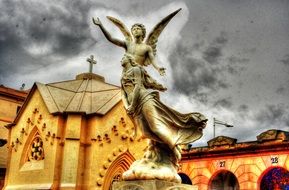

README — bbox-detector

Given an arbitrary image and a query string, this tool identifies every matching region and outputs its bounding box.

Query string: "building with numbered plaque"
[178,130,289,190]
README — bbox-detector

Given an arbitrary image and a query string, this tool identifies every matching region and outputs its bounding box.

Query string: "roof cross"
[86,55,97,73]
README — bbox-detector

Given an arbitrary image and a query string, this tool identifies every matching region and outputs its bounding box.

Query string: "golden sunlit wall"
[4,89,147,190]
[180,147,289,190]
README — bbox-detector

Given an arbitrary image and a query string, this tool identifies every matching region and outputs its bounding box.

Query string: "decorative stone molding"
[207,136,237,147]
[257,129,289,142]
[101,150,135,189]
[95,117,137,146]
[112,180,196,190]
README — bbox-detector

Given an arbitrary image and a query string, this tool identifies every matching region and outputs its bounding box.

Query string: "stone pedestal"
[112,180,198,190]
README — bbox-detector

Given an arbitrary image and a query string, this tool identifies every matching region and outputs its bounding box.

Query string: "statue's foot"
[122,159,181,183]
[122,141,182,183]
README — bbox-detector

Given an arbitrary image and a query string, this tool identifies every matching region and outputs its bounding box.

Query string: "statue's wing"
[106,16,132,42]
[145,8,182,56]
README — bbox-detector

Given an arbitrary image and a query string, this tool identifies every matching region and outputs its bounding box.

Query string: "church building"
[3,73,146,190]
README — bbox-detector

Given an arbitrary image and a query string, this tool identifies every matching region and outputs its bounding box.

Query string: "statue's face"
[132,26,143,38]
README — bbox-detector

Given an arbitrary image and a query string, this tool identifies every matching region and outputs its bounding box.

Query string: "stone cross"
[86,55,97,73]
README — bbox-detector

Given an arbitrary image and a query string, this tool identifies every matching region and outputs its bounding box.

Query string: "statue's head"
[131,23,146,40]
[122,53,137,67]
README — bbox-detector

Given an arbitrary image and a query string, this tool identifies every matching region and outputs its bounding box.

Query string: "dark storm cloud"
[238,104,249,113]
[0,31,41,81]
[169,42,229,103]
[276,86,286,95]
[0,0,97,82]
[242,47,257,54]
[202,31,228,64]
[202,46,222,64]
[255,104,289,127]
[169,31,234,103]
[286,118,289,127]
[227,56,250,65]
[213,98,232,109]
[192,40,205,51]
[226,55,250,75]
[279,54,289,66]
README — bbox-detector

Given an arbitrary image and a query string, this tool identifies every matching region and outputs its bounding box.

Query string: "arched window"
[178,173,192,185]
[109,172,122,190]
[19,127,45,171]
[259,167,289,190]
[209,170,239,190]
[103,151,135,190]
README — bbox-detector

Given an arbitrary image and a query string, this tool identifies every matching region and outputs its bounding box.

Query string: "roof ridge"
[90,88,120,93]
[46,83,61,112]
[46,85,78,93]
[76,79,90,111]
[64,79,87,111]
[95,90,121,113]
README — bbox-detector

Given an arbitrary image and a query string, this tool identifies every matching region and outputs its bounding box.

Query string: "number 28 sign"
[271,156,278,164]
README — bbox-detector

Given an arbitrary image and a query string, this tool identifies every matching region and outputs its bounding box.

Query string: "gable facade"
[4,75,147,190]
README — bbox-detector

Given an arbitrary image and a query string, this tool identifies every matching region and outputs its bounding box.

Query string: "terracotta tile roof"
[0,85,28,101]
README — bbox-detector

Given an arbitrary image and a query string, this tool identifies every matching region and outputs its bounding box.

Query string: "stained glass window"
[260,167,289,190]
[28,136,44,161]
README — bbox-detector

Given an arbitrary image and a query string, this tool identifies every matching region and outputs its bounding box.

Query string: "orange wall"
[179,151,289,190]
[0,88,27,190]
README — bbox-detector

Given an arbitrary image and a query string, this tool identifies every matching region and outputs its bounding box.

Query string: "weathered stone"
[112,180,197,190]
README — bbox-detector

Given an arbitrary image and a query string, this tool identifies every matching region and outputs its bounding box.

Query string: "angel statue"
[119,53,207,183]
[92,8,182,76]
[93,9,207,184]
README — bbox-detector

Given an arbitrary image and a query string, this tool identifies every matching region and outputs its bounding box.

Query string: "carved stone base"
[122,141,181,183]
[112,180,197,190]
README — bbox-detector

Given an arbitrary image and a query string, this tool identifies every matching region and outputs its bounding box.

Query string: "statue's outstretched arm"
[147,46,166,76]
[92,17,126,48]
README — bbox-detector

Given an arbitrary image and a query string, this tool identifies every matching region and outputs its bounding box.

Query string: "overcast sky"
[1,0,288,146]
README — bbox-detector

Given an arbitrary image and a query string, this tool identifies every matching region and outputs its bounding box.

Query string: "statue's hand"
[92,17,102,26]
[158,67,166,76]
